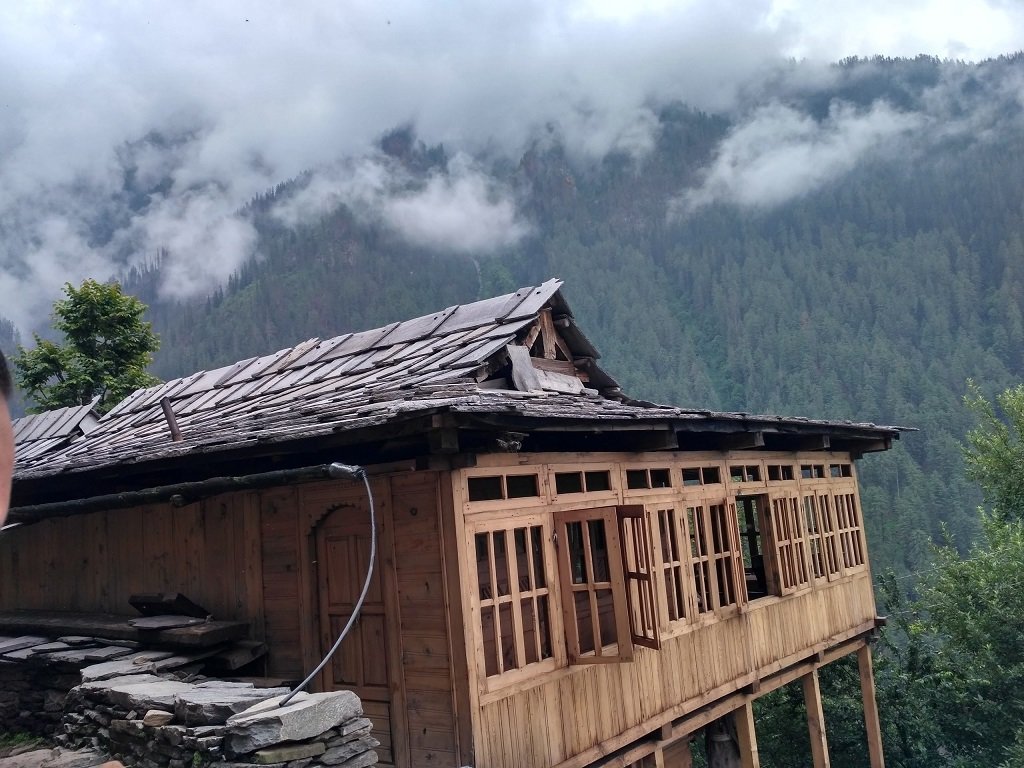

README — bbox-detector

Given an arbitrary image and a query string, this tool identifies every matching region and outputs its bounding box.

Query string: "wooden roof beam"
[795,434,830,451]
[428,414,460,455]
[849,437,892,459]
[717,431,765,450]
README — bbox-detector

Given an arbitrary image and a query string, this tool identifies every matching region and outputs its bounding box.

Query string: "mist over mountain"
[92,54,1022,577]
[1,47,1021,577]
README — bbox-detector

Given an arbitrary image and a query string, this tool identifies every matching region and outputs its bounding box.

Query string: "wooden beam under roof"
[717,432,766,450]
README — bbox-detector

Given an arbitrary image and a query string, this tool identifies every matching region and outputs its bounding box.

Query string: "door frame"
[298,478,410,768]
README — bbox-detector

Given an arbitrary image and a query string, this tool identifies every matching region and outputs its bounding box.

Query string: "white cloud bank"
[273,154,530,255]
[0,0,1020,333]
[673,101,924,214]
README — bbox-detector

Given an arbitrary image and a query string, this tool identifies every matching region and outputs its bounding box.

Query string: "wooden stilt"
[733,702,760,768]
[639,747,666,767]
[706,717,740,768]
[857,644,886,768]
[802,670,831,768]
[663,738,693,768]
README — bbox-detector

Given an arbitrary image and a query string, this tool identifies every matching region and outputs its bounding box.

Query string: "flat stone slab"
[80,650,177,681]
[225,691,362,754]
[175,686,291,726]
[78,673,166,691]
[252,742,325,763]
[324,751,377,768]
[78,675,195,710]
[56,636,100,646]
[82,646,135,663]
[130,615,206,630]
[0,747,108,768]
[0,636,49,655]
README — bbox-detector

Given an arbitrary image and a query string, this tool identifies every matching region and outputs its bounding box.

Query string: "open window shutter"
[726,500,749,607]
[554,507,634,664]
[617,505,661,650]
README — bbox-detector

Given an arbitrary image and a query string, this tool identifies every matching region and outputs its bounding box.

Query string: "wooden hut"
[4,279,900,767]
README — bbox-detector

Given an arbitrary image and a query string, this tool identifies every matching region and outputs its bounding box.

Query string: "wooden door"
[316,507,396,766]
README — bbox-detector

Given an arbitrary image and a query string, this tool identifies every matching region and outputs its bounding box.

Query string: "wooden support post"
[733,702,760,768]
[663,738,693,768]
[802,670,831,768]
[639,748,666,767]
[858,645,886,768]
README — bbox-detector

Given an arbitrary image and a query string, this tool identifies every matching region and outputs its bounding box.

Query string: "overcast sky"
[1,0,1021,335]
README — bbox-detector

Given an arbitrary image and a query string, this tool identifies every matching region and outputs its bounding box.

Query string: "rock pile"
[0,634,379,768]
[62,678,378,768]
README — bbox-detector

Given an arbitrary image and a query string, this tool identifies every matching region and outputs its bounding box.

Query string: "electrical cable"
[279,463,375,707]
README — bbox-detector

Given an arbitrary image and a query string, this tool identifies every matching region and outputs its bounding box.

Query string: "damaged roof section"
[12,402,100,464]
[12,278,906,487]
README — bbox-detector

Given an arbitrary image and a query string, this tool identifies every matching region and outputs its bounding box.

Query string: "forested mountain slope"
[128,55,1024,577]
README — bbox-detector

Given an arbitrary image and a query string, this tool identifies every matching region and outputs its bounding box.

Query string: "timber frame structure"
[4,279,902,767]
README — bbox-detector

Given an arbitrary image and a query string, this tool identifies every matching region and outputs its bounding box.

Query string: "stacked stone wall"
[0,635,378,768]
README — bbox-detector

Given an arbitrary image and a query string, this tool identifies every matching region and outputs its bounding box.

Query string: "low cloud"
[671,101,923,215]
[0,1,1020,336]
[274,154,530,255]
[120,190,259,300]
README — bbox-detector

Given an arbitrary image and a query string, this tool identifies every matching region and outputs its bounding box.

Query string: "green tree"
[15,280,160,414]
[866,384,1024,768]
[963,381,1024,521]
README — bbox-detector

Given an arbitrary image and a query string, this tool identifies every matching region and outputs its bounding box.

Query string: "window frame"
[681,496,747,617]
[767,492,813,594]
[468,513,563,692]
[553,506,635,664]
[653,504,698,631]
[832,486,868,572]
[617,505,661,650]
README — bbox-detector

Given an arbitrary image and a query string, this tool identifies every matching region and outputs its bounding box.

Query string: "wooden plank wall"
[0,471,458,768]
[0,493,264,630]
[746,576,877,671]
[390,472,459,767]
[473,575,875,768]
[259,486,303,676]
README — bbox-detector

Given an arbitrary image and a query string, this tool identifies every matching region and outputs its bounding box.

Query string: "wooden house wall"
[0,493,264,626]
[246,472,461,767]
[468,576,876,768]
[390,472,463,767]
[0,470,462,768]
[452,452,879,768]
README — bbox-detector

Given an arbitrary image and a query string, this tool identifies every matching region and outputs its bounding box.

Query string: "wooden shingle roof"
[13,278,904,484]
[12,402,99,464]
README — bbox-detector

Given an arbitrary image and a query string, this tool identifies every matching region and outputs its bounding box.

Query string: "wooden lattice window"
[625,468,672,490]
[803,495,826,579]
[769,495,811,593]
[686,504,714,614]
[467,473,541,502]
[657,507,690,623]
[767,464,795,481]
[618,506,660,649]
[681,465,723,487]
[554,469,613,495]
[730,465,762,483]
[710,503,745,608]
[686,501,745,613]
[475,524,554,677]
[554,507,635,663]
[834,491,866,569]
[816,491,843,577]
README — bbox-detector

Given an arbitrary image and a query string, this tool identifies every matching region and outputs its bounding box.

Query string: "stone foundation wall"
[0,635,379,768]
